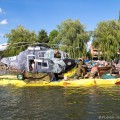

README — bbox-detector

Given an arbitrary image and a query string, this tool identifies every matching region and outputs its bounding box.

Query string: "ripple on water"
[0,85,120,120]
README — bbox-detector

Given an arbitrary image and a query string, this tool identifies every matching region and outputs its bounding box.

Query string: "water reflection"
[0,85,120,120]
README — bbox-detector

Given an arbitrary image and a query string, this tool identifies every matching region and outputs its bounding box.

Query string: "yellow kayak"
[0,75,120,87]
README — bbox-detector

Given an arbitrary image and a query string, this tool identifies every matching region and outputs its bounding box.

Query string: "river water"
[0,85,120,120]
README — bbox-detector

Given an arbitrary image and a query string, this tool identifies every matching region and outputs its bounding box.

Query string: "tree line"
[1,19,120,61]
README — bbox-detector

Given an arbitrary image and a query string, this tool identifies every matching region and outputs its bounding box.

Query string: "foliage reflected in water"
[0,85,120,120]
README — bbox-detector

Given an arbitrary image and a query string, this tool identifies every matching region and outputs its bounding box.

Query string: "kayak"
[0,75,120,87]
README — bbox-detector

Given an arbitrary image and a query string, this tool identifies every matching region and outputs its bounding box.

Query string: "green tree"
[55,19,90,59]
[37,29,49,43]
[49,29,58,44]
[4,25,37,56]
[93,20,120,61]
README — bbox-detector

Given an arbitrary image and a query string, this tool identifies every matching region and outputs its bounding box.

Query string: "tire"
[17,74,24,80]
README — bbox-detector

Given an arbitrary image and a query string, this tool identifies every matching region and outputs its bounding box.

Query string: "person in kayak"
[91,64,99,78]
[84,63,99,78]
[76,57,86,79]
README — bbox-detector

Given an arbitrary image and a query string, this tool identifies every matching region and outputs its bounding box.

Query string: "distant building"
[90,45,102,60]
[90,45,120,60]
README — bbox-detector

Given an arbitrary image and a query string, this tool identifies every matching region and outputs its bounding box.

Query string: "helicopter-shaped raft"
[0,45,76,81]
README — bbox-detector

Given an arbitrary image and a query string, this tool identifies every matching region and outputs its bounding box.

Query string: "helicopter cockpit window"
[38,51,50,58]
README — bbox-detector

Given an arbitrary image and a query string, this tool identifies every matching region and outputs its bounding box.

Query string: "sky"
[0,0,120,45]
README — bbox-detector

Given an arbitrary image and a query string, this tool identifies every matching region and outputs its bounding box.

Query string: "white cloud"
[0,33,4,37]
[0,19,8,25]
[0,8,2,13]
[0,8,6,14]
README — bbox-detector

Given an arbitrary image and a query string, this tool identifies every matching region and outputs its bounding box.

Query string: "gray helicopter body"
[1,46,76,76]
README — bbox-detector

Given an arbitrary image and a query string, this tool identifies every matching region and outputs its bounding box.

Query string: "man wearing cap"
[54,48,61,58]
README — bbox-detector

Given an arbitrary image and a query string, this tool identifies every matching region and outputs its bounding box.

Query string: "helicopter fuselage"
[1,46,76,80]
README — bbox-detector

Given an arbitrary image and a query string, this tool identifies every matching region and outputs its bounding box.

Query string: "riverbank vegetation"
[93,20,120,61]
[1,19,120,61]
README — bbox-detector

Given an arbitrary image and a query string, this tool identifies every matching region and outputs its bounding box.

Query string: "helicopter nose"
[63,59,76,72]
